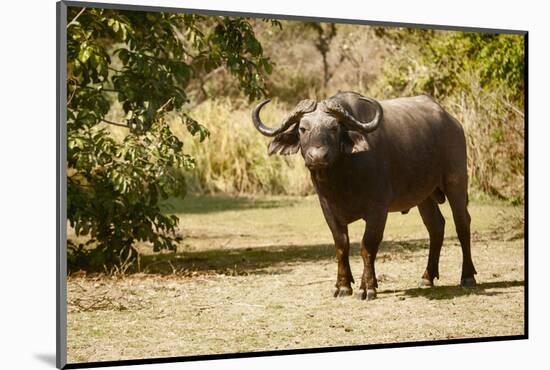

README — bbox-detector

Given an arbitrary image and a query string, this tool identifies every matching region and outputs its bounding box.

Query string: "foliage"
[373,28,524,102]
[66,7,275,270]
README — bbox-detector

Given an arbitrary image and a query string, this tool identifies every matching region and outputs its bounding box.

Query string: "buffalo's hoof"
[333,287,353,297]
[418,278,434,289]
[356,289,376,301]
[460,276,477,288]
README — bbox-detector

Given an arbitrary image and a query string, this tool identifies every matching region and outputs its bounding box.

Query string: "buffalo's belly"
[388,182,441,212]
[333,203,365,224]
[386,155,444,212]
[318,194,368,225]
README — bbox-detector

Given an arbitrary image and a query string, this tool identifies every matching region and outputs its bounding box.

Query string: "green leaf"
[78,45,92,63]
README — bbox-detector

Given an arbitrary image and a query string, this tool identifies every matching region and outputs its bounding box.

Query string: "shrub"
[66,8,277,270]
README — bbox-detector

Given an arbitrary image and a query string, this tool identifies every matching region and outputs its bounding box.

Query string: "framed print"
[57,1,527,368]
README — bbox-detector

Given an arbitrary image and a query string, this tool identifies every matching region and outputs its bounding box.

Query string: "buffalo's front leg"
[319,200,354,297]
[331,225,354,297]
[358,212,388,300]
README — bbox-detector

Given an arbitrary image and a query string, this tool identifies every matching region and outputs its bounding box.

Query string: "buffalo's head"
[252,96,383,170]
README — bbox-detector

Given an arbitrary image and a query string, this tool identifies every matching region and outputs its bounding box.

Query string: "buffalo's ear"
[341,130,369,153]
[267,124,300,155]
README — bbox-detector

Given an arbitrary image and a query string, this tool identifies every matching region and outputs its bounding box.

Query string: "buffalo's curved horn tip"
[252,99,282,137]
[253,98,317,137]
[352,97,383,134]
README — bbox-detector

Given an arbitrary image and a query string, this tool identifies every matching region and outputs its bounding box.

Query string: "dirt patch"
[67,197,524,363]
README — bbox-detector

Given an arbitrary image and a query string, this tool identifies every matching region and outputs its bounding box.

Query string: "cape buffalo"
[251,91,477,300]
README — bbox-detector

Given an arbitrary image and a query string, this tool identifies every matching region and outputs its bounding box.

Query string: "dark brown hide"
[252,91,477,300]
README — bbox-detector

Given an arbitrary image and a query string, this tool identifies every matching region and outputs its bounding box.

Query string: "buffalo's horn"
[252,99,317,137]
[322,97,383,134]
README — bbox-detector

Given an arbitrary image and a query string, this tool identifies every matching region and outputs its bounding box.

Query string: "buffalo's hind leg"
[357,211,388,301]
[445,177,477,287]
[418,198,445,288]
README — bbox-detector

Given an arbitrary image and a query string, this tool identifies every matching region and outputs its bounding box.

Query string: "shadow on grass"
[380,280,525,300]
[136,242,524,301]
[139,237,439,275]
[160,194,300,214]
[141,243,335,275]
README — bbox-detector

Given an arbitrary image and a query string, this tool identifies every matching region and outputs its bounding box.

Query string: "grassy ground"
[67,195,524,363]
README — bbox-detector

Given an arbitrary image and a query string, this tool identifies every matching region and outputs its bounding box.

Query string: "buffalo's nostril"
[307,147,329,164]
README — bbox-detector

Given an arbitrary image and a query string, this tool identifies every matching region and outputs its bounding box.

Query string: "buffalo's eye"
[299,127,307,134]
[329,126,338,132]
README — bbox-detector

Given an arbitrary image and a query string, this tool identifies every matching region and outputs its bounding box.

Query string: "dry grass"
[67,196,524,363]
[170,99,313,195]
[446,83,525,202]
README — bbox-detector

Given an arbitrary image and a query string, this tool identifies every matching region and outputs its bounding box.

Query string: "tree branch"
[156,97,175,113]
[102,118,129,128]
[67,7,86,29]
[67,81,78,106]
[202,66,224,81]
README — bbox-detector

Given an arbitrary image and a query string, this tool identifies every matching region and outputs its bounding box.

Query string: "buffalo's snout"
[306,146,331,168]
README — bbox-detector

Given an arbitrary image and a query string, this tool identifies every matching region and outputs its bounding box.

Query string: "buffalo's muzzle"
[306,147,330,168]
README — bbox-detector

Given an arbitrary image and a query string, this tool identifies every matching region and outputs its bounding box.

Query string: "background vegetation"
[179,23,524,201]
[67,8,525,270]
